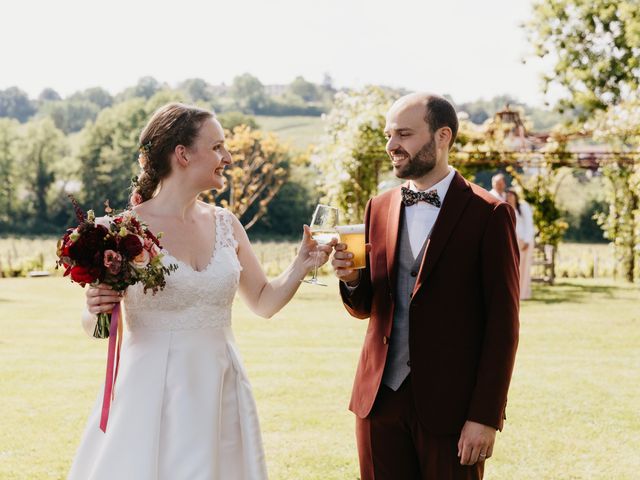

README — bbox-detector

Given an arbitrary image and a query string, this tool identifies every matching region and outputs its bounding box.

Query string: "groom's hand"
[332,243,370,285]
[457,420,496,465]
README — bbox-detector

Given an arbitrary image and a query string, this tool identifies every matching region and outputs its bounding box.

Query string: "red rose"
[70,265,99,284]
[68,224,108,266]
[120,234,143,258]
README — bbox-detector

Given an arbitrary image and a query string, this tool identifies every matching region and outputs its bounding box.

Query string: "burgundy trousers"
[356,378,484,480]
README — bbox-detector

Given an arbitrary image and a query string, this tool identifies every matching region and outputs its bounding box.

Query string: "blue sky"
[2,0,555,106]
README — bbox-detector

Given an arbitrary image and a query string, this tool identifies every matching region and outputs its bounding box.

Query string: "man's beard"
[392,137,437,180]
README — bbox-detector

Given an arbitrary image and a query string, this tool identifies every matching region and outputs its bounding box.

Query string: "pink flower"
[132,249,150,268]
[149,244,160,259]
[131,192,143,206]
[144,237,160,259]
[104,250,123,275]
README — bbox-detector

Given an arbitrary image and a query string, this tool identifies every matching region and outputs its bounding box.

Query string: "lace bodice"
[123,207,242,331]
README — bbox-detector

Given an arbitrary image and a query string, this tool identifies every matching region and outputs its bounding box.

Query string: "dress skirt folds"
[68,208,268,480]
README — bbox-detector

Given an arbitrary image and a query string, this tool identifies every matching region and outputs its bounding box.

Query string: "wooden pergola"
[449,107,640,284]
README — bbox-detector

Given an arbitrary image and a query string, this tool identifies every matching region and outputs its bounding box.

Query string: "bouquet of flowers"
[56,197,177,338]
[57,197,177,432]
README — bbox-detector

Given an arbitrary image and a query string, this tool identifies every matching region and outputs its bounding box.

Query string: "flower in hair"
[131,192,143,206]
[139,141,152,154]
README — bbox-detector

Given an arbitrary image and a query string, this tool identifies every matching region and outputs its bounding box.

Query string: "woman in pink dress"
[506,189,534,300]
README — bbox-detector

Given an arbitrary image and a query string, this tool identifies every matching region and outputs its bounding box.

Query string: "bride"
[68,103,334,480]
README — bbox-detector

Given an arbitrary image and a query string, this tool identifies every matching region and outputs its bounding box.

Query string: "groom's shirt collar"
[407,166,456,208]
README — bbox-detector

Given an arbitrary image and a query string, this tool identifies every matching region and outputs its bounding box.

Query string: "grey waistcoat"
[381,211,429,391]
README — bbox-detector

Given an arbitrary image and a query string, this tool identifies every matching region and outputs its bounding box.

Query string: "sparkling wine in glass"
[304,204,339,286]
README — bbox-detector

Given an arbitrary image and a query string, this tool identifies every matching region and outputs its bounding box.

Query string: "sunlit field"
[0,237,618,280]
[1,276,638,479]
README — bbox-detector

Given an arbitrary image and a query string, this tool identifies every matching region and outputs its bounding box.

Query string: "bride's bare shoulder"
[197,200,217,212]
[131,203,152,216]
[130,203,161,227]
[198,201,236,221]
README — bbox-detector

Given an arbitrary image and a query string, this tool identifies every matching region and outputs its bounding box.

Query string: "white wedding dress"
[68,207,268,480]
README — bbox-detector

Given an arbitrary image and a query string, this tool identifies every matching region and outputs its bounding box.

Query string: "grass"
[255,115,324,151]
[0,238,322,278]
[1,276,639,479]
[0,238,620,280]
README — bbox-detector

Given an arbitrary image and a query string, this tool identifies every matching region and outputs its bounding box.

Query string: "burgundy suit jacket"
[340,171,520,434]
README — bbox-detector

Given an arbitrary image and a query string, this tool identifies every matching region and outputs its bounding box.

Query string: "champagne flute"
[303,204,339,286]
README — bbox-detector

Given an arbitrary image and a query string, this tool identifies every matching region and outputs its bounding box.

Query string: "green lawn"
[0,238,618,280]
[1,277,639,479]
[255,115,324,151]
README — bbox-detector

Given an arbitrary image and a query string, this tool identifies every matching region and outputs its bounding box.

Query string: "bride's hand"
[86,284,122,315]
[298,225,337,272]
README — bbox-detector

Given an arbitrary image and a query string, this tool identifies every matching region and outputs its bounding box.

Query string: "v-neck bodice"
[123,207,242,331]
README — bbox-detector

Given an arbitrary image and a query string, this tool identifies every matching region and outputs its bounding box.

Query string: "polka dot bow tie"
[401,186,442,208]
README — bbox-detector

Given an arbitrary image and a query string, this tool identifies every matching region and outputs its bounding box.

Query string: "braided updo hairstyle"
[131,103,213,205]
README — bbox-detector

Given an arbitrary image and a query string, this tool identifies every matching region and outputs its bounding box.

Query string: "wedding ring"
[479,453,486,457]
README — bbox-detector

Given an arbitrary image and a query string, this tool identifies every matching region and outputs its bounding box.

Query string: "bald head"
[389,93,458,148]
[492,173,506,193]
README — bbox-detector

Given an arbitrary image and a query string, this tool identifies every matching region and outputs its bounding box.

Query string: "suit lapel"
[385,184,405,288]
[413,172,472,295]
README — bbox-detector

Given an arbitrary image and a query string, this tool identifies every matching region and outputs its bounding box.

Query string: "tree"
[0,118,20,229]
[145,90,187,113]
[526,0,640,116]
[0,87,36,122]
[313,86,396,223]
[70,87,114,109]
[453,110,570,265]
[179,78,214,103]
[117,76,164,101]
[587,97,640,281]
[78,98,149,211]
[204,125,289,229]
[250,171,317,237]
[288,76,320,102]
[321,73,335,93]
[217,111,259,130]
[508,163,569,248]
[18,118,67,228]
[230,73,267,113]
[41,99,101,133]
[38,88,61,102]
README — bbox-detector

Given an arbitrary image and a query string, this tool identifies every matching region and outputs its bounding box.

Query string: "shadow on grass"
[529,280,623,304]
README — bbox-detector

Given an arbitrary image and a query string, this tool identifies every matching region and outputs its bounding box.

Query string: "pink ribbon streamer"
[99,303,122,433]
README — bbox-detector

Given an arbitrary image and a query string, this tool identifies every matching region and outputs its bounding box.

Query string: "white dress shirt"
[405,167,456,258]
[343,167,456,288]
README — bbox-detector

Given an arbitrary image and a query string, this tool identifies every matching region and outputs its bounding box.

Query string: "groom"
[331,93,519,479]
